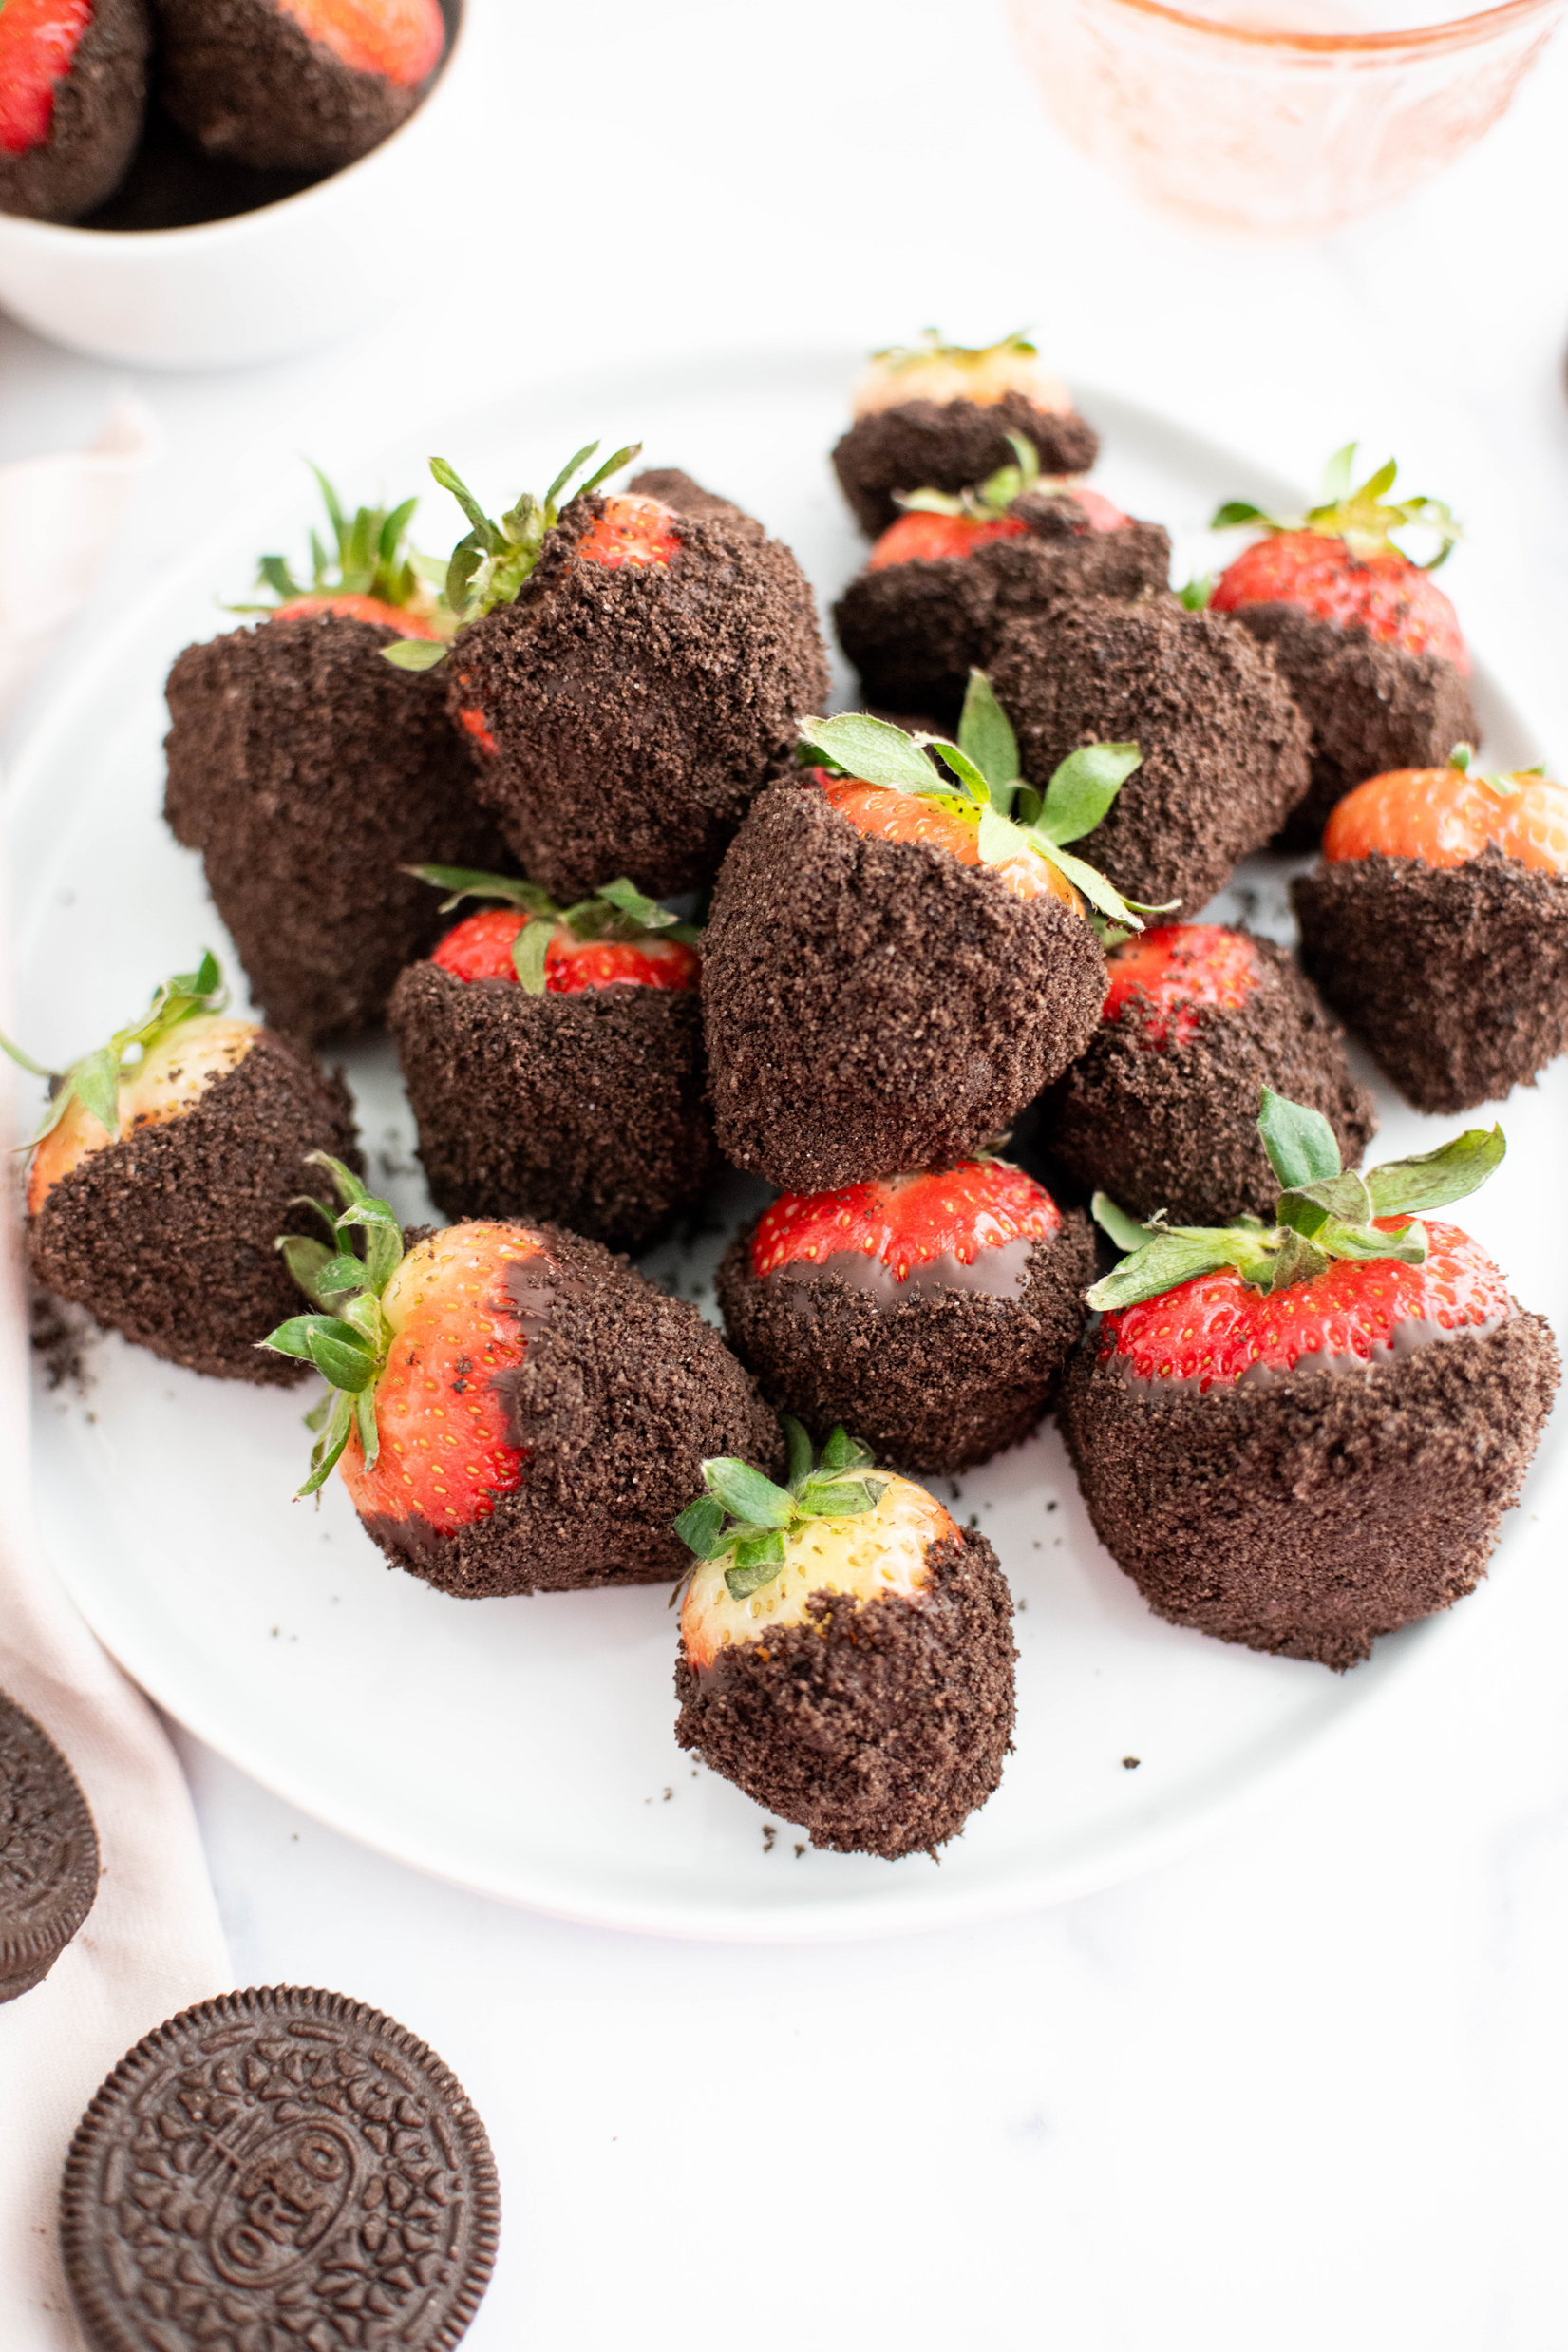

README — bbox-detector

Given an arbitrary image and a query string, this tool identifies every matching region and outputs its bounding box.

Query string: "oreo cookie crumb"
[158,0,444,173]
[832,393,1101,537]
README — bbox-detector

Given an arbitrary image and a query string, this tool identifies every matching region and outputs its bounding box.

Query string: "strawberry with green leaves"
[0,0,149,223]
[1042,922,1376,1226]
[387,445,829,903]
[6,954,358,1382]
[835,431,1171,723]
[672,1422,1015,1858]
[1294,745,1568,1114]
[717,1158,1093,1473]
[159,0,446,175]
[1208,445,1479,849]
[832,330,1101,539]
[388,865,718,1253]
[164,463,506,1045]
[703,670,1159,1192]
[1059,1087,1559,1668]
[264,1163,780,1597]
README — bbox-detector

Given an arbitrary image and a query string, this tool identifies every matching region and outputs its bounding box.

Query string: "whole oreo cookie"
[0,1689,99,2002]
[61,1984,500,2352]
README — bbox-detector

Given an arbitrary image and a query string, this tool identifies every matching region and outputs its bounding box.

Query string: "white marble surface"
[5,0,1568,2342]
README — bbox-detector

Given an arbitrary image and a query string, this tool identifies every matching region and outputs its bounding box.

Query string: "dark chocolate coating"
[446,485,829,903]
[358,1223,782,1596]
[388,959,718,1255]
[1059,1311,1560,1669]
[834,500,1173,723]
[1293,848,1568,1113]
[156,0,444,172]
[0,0,150,222]
[1043,934,1378,1223]
[701,779,1106,1191]
[26,1032,357,1384]
[990,597,1313,916]
[164,612,506,1045]
[675,1529,1016,1858]
[1230,602,1479,851]
[717,1211,1094,1473]
[832,391,1101,538]
[62,1985,499,2352]
[0,1692,99,2002]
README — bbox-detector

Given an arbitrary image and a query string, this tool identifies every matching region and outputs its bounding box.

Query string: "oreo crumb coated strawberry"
[1210,446,1476,849]
[266,1176,780,1596]
[1060,1091,1559,1667]
[990,595,1312,915]
[673,1427,1015,1856]
[717,1162,1093,1472]
[62,1985,498,2352]
[11,956,358,1383]
[164,471,504,1044]
[1044,925,1376,1224]
[157,0,446,173]
[389,866,715,1253]
[836,443,1171,723]
[0,0,150,222]
[702,692,1144,1191]
[832,331,1100,537]
[1293,751,1568,1111]
[402,444,828,902]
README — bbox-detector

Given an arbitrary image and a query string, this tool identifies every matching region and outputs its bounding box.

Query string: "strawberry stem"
[674,1421,887,1601]
[1211,444,1460,570]
[1,953,227,1154]
[260,1153,405,1497]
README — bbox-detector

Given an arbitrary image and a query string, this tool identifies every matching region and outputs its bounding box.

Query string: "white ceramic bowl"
[0,1,472,371]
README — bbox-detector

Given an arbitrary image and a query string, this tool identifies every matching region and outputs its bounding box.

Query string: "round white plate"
[7,349,1565,1941]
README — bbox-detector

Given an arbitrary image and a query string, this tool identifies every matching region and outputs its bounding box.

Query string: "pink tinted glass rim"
[1087,0,1561,54]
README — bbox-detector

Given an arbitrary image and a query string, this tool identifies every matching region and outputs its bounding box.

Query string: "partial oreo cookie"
[0,1690,99,2001]
[62,1984,500,2352]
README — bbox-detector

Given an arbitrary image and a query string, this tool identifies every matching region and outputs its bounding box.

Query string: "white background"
[5,1,1568,2343]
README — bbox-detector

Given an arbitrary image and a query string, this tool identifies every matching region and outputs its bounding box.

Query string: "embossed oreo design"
[61,1985,500,2352]
[0,1687,99,2001]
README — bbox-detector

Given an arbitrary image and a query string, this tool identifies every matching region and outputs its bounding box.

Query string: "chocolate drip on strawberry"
[264,1171,780,1597]
[163,466,504,1045]
[1043,924,1376,1224]
[834,430,1171,724]
[831,331,1100,538]
[395,445,828,903]
[717,1161,1093,1473]
[1293,747,1568,1112]
[1208,446,1478,849]
[989,593,1313,916]
[389,864,716,1253]
[157,0,447,174]
[703,680,1155,1192]
[672,1426,1015,1856]
[1059,1088,1559,1667]
[7,955,359,1382]
[0,0,150,222]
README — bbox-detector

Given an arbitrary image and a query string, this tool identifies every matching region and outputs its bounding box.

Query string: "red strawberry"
[752,1161,1061,1283]
[414,866,701,994]
[1101,922,1259,1050]
[867,511,1028,572]
[0,0,91,153]
[280,0,444,85]
[1321,749,1568,874]
[246,466,447,641]
[575,494,682,571]
[1209,448,1467,672]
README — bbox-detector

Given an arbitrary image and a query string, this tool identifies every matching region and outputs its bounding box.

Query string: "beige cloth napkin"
[0,395,158,735]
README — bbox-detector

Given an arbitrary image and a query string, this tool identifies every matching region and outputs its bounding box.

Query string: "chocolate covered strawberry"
[1209,446,1477,848]
[0,0,149,221]
[1293,746,1568,1112]
[264,1163,779,1595]
[1059,1088,1559,1667]
[389,865,717,1253]
[158,0,446,173]
[717,1158,1092,1472]
[835,431,1171,723]
[702,673,1156,1191]
[832,330,1101,538]
[390,445,828,902]
[673,1424,1015,1857]
[164,465,504,1044]
[1042,921,1376,1224]
[6,953,357,1380]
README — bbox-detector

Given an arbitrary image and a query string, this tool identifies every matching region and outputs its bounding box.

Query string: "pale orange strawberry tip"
[1323,758,1568,876]
[280,0,445,88]
[270,592,441,640]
